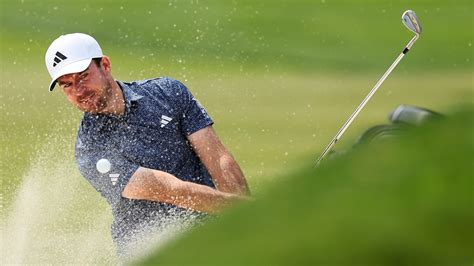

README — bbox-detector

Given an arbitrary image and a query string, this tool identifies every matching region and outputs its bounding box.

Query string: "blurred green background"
[0,0,472,264]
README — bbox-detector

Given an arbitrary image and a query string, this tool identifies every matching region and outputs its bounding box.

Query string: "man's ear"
[100,55,112,73]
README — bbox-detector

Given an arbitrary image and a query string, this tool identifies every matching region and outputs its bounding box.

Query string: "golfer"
[44,33,250,255]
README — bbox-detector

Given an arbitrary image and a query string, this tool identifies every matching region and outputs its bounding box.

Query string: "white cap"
[45,33,103,91]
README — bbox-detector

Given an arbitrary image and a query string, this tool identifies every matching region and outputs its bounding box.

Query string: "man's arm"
[187,126,250,196]
[122,167,247,214]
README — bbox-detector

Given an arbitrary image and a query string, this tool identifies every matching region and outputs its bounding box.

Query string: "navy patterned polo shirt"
[75,77,214,250]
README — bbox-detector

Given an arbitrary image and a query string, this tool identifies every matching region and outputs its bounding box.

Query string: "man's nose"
[70,78,87,94]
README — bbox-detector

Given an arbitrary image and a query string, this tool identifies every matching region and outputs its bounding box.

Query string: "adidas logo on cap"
[53,51,67,67]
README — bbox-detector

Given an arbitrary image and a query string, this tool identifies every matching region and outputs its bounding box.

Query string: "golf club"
[316,10,422,166]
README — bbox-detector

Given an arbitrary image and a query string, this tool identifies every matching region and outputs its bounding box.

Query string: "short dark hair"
[92,57,102,67]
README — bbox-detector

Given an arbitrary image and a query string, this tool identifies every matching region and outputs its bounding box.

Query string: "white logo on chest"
[160,115,173,128]
[96,158,119,186]
[109,174,120,186]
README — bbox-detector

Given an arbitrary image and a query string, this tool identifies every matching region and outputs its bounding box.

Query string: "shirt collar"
[116,80,143,107]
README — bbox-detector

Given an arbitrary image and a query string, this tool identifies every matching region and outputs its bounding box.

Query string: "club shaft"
[316,35,418,166]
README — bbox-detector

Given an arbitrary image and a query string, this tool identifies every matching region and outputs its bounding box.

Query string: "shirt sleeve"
[75,133,140,206]
[170,79,214,135]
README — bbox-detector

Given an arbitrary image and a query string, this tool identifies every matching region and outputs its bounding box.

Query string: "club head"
[389,105,442,126]
[402,10,422,35]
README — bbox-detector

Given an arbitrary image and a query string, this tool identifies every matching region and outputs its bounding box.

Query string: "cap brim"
[48,58,92,91]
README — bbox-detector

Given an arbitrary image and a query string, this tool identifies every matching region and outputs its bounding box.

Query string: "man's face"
[57,59,112,114]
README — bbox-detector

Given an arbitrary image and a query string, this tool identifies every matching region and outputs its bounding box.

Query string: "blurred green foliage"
[138,106,474,266]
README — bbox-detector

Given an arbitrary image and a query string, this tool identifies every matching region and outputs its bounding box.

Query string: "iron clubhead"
[389,105,441,126]
[402,10,422,35]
